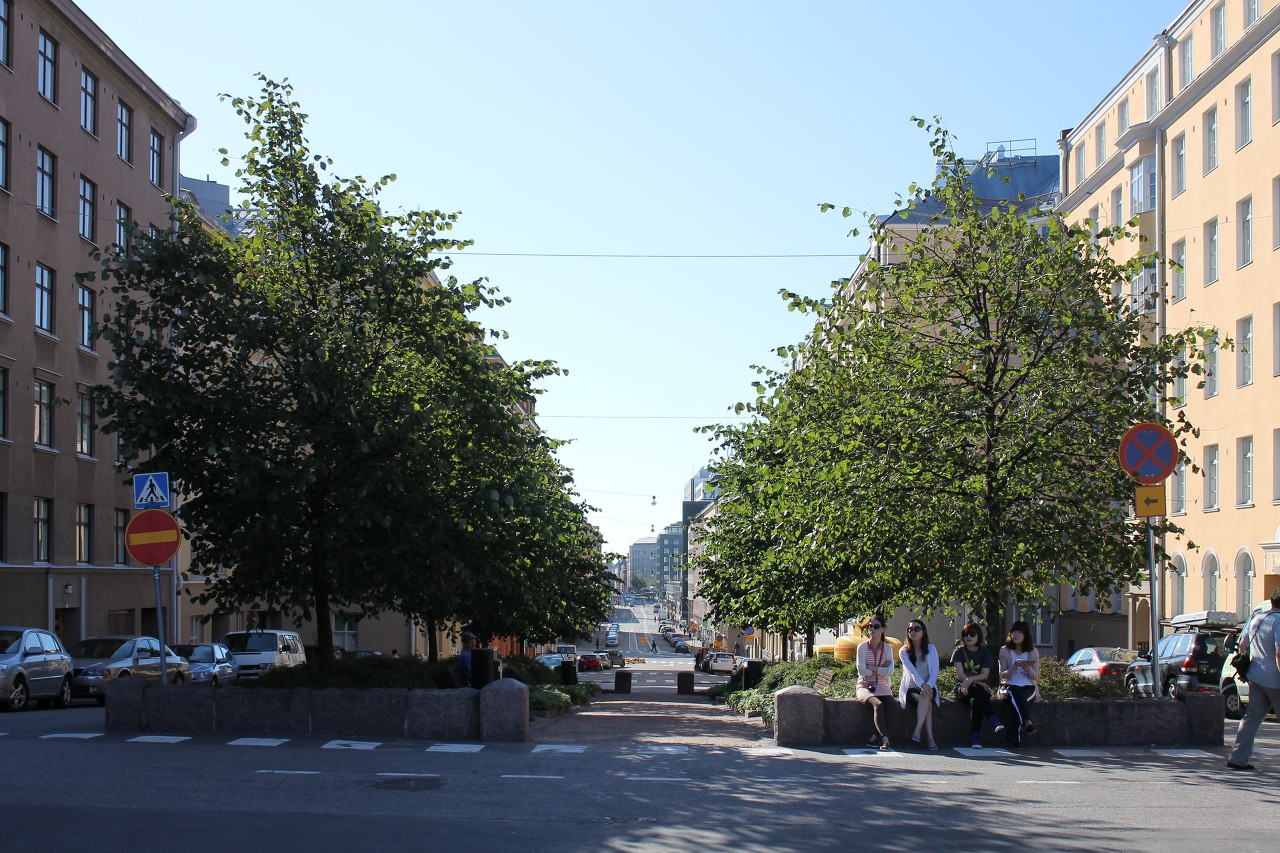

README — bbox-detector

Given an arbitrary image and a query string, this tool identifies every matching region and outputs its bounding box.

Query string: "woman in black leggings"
[950,622,1003,749]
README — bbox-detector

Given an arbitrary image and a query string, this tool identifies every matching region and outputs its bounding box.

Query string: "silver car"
[173,643,239,687]
[0,626,74,711]
[70,636,190,705]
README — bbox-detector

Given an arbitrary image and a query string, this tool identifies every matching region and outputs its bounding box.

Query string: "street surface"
[3,602,1276,852]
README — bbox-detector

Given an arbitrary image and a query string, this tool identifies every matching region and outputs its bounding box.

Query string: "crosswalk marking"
[378,772,439,778]
[256,769,318,775]
[533,744,587,753]
[953,747,1014,757]
[636,744,688,754]
[229,737,288,747]
[322,740,380,750]
[426,743,484,753]
[502,774,564,779]
[128,735,190,744]
[1151,748,1213,758]
[1054,748,1112,758]
[628,776,691,781]
[742,746,792,757]
[41,732,103,739]
[840,748,897,757]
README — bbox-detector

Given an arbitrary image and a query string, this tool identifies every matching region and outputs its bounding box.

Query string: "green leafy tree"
[697,120,1212,640]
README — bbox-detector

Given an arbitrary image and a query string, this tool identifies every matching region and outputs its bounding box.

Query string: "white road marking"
[628,776,691,781]
[502,774,565,779]
[1150,748,1213,757]
[378,772,439,778]
[229,737,289,747]
[323,740,380,750]
[1019,780,1081,784]
[426,743,484,753]
[953,747,1014,757]
[1254,747,1280,755]
[533,744,587,753]
[256,769,318,775]
[742,747,793,757]
[41,733,103,739]
[637,745,689,754]
[1054,749,1112,758]
[128,735,190,744]
[840,748,897,757]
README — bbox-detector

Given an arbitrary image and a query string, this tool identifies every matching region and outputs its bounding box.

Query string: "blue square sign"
[133,472,171,509]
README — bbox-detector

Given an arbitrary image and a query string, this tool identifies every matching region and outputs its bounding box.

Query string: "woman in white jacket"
[898,619,940,750]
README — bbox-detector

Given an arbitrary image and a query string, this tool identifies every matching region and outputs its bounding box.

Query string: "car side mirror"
[1138,650,1151,661]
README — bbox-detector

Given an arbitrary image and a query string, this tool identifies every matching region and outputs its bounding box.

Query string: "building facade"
[1058,0,1280,644]
[0,0,194,646]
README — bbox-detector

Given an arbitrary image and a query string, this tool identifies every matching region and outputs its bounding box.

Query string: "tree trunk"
[804,625,815,659]
[426,619,440,663]
[983,600,1005,686]
[312,549,334,680]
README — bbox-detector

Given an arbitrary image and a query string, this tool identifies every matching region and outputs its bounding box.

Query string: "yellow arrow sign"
[1135,484,1165,518]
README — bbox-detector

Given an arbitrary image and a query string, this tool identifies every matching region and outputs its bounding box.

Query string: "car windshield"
[71,639,135,659]
[224,633,278,653]
[1099,648,1140,663]
[0,630,24,655]
[174,645,214,663]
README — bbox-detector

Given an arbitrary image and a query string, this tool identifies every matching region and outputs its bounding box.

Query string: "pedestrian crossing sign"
[133,472,171,509]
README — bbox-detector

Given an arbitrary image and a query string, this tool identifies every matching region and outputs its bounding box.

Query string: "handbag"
[1230,644,1251,680]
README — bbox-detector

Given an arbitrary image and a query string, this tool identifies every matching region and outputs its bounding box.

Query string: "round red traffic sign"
[1119,422,1178,485]
[125,509,182,566]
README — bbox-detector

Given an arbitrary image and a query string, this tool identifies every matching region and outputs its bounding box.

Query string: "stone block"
[824,698,866,745]
[676,671,695,694]
[406,688,479,741]
[774,686,824,746]
[479,679,528,742]
[309,689,409,739]
[1106,697,1183,745]
[1183,692,1225,745]
[1037,698,1106,746]
[144,683,216,734]
[103,677,145,732]
[213,687,311,735]
[614,670,632,693]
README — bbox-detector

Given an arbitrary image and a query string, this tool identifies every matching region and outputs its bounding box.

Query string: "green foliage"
[1035,657,1127,699]
[503,655,559,686]
[252,654,444,689]
[529,686,572,714]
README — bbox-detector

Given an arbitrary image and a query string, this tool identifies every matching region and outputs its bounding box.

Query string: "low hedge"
[252,654,564,690]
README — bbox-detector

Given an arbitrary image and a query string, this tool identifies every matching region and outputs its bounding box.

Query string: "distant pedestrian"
[595,636,601,651]
[855,618,895,750]
[1227,588,1280,771]
[390,649,400,659]
[899,619,939,750]
[951,622,1001,749]
[998,620,1040,749]
[454,631,476,687]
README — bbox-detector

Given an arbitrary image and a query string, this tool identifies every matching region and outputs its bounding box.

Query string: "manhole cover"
[373,777,442,791]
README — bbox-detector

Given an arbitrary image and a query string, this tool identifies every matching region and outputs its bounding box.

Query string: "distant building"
[628,537,660,587]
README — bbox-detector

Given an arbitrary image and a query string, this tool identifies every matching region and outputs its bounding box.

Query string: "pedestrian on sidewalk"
[998,620,1040,749]
[855,618,896,750]
[899,619,940,750]
[1227,587,1280,771]
[952,622,1001,749]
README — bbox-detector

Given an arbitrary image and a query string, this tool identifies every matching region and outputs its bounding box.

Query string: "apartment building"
[1058,0,1280,646]
[0,0,194,644]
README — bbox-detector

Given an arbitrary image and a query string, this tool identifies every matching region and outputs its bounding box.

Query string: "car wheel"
[53,676,73,709]
[1126,677,1140,697]
[1223,684,1243,719]
[4,677,29,712]
[172,672,185,685]
[1164,679,1180,700]
[211,675,220,688]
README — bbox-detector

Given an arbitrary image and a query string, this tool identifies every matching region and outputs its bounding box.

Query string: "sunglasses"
[961,631,978,638]
[908,626,924,633]
[867,623,883,630]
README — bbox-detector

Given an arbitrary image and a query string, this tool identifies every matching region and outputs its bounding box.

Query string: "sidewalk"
[529,690,774,748]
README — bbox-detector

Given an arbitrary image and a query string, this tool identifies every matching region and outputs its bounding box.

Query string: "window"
[1238,436,1254,505]
[149,130,163,187]
[334,613,359,652]
[1205,334,1219,397]
[1238,196,1253,267]
[1275,177,1280,250]
[75,504,91,563]
[1237,77,1252,148]
[1204,219,1219,284]
[1180,34,1194,90]
[37,30,57,103]
[1130,156,1157,214]
[1204,445,1219,509]
[76,390,93,455]
[0,0,9,68]
[0,116,8,191]
[117,102,133,163]
[1204,107,1218,172]
[33,498,51,563]
[1171,459,1187,513]
[1275,302,1280,377]
[1172,239,1187,301]
[1212,2,1227,60]
[1146,68,1161,119]
[80,69,98,135]
[36,147,56,218]
[1238,553,1255,619]
[0,240,7,315]
[1130,264,1157,314]
[1274,429,1280,503]
[1096,121,1107,169]
[116,202,132,250]
[114,509,128,564]
[1237,315,1253,386]
[1205,554,1220,610]
[1246,0,1260,28]
[35,263,54,332]
[1118,98,1130,133]
[78,284,94,347]
[0,366,7,439]
[1173,346,1187,405]
[1111,186,1123,226]
[1172,134,1186,195]
[1074,144,1085,186]
[1087,205,1100,240]
[78,177,96,243]
[33,379,53,446]
[1170,557,1187,615]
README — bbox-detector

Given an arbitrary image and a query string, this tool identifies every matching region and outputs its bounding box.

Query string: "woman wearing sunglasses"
[951,622,1003,749]
[855,618,896,750]
[998,620,1040,749]
[898,620,939,750]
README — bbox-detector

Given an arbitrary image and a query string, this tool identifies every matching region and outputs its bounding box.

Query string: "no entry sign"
[125,509,182,566]
[1119,422,1178,485]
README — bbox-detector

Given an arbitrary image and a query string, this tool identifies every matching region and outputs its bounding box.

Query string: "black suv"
[1124,611,1238,700]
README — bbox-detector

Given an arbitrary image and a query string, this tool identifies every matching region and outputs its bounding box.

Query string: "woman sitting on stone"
[855,617,896,751]
[898,619,940,750]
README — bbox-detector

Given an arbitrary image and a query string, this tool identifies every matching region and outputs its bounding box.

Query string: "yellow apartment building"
[1058,0,1280,646]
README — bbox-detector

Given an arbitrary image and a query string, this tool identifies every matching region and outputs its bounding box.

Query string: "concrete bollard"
[615,670,632,693]
[774,686,825,746]
[677,671,695,694]
[480,678,529,741]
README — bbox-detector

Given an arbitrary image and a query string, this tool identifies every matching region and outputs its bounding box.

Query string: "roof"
[879,152,1060,225]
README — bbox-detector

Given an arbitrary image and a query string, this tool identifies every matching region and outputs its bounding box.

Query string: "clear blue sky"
[77,0,1190,554]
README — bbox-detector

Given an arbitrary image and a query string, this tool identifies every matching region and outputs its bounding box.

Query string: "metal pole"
[1147,518,1159,697]
[153,563,168,686]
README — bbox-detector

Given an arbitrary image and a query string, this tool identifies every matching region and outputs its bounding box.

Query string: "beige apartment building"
[1059,0,1280,646]
[0,0,194,645]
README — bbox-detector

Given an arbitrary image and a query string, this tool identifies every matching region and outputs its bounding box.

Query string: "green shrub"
[253,654,443,689]
[1035,656,1127,699]
[561,683,601,704]
[503,656,559,686]
[530,686,572,714]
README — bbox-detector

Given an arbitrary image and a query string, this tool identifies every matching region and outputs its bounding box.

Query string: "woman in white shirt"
[998,620,1040,749]
[855,618,896,750]
[898,619,940,750]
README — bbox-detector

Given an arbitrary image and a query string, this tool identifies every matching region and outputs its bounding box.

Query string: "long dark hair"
[1005,620,1034,653]
[906,619,931,665]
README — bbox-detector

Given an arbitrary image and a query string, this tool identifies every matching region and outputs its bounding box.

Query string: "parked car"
[706,652,736,674]
[555,643,579,664]
[173,643,239,687]
[594,650,613,669]
[1064,646,1140,685]
[1220,600,1275,719]
[604,649,626,668]
[1125,611,1236,700]
[674,640,689,653]
[71,636,190,705]
[577,652,602,672]
[0,626,73,711]
[222,629,306,680]
[535,653,564,669]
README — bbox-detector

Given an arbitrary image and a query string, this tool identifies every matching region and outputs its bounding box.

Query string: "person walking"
[1227,588,1280,771]
[951,622,1002,749]
[898,619,940,750]
[998,620,1040,749]
[855,618,896,750]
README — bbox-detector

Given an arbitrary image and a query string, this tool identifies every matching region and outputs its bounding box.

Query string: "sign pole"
[153,562,169,687]
[1147,517,1159,694]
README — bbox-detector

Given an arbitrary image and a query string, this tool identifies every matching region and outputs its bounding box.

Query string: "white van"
[554,643,578,664]
[222,629,307,679]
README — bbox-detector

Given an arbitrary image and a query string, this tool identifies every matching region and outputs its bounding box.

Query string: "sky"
[75,0,1191,555]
